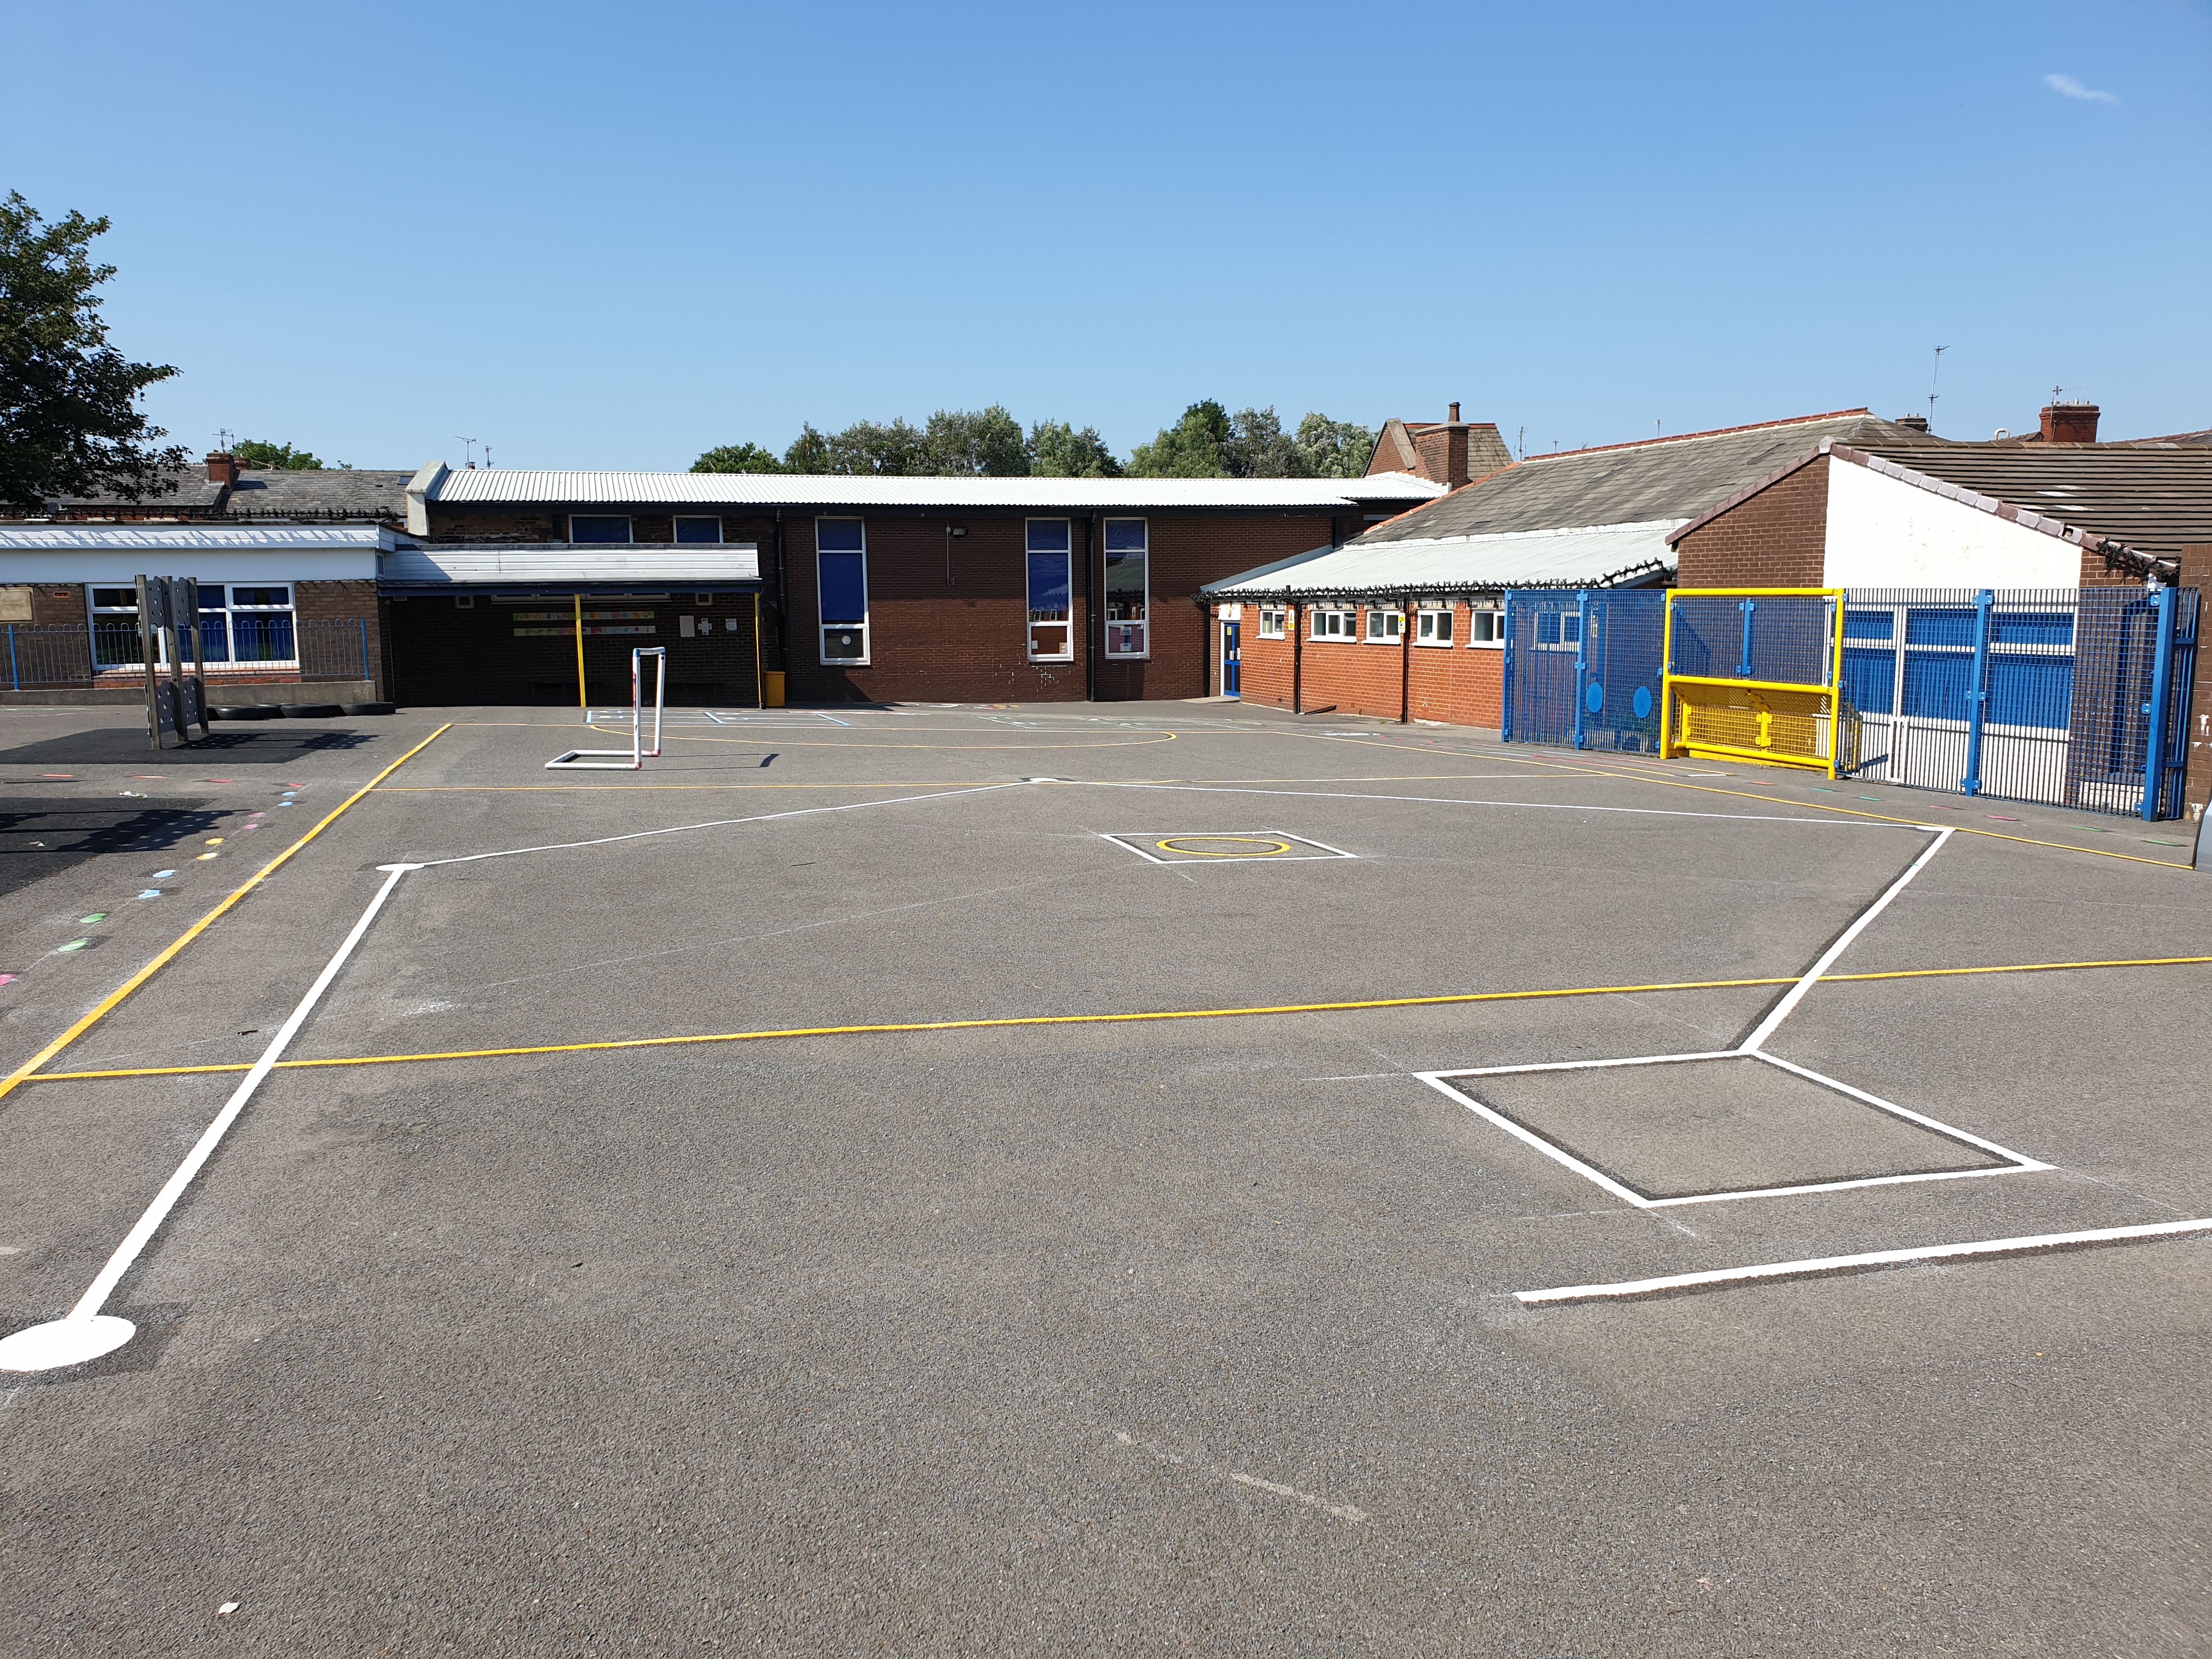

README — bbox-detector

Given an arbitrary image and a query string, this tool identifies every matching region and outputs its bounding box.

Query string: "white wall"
[0,549,374,583]
[1823,460,2080,588]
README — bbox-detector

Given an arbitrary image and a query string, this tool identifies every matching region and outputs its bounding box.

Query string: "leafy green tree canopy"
[1127,400,1234,478]
[776,406,1032,476]
[0,191,185,512]
[1295,413,1378,479]
[235,438,341,470]
[1028,420,1122,478]
[691,442,784,474]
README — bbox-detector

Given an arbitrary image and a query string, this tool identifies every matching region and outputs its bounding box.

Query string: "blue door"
[1222,620,1241,697]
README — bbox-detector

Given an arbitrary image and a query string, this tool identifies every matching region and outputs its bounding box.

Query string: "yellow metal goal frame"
[1658,587,1847,777]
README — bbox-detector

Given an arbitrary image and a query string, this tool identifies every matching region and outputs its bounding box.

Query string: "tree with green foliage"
[691,442,784,474]
[1127,400,1234,477]
[1028,420,1121,478]
[923,405,1028,476]
[1295,413,1378,478]
[1224,407,1305,478]
[0,191,187,512]
[235,438,342,470]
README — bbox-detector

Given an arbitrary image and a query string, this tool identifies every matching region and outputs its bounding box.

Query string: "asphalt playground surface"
[2,698,2208,1656]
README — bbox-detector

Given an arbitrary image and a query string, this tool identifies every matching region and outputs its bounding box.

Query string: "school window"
[1025,519,1073,661]
[673,517,723,545]
[200,584,297,664]
[1466,607,1504,647]
[1415,607,1454,646]
[1257,607,1287,639]
[569,515,633,544]
[1535,611,1582,647]
[1103,518,1148,656]
[816,518,869,664]
[1365,608,1404,642]
[87,583,298,668]
[1311,607,1354,639]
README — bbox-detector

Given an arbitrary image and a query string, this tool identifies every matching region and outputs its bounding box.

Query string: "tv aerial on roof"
[455,435,480,468]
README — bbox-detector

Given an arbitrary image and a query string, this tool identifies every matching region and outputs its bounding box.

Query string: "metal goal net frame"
[547,646,667,770]
[1659,588,1849,777]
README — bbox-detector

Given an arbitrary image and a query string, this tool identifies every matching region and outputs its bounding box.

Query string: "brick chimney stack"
[205,450,241,485]
[2040,402,2100,444]
[1412,403,1472,487]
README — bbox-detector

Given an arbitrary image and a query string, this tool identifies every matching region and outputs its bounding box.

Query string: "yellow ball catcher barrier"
[1659,588,1849,777]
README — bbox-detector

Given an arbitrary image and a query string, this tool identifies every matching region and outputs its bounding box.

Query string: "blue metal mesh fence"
[1841,586,2198,819]
[2,620,371,692]
[1502,590,1667,753]
[1665,591,1836,687]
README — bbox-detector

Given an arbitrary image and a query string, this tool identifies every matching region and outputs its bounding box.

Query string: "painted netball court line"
[5,742,2209,1370]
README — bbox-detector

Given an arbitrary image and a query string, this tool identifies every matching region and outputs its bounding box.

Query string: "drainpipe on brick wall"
[1291,602,1304,714]
[1400,594,1413,723]
[1084,514,1098,703]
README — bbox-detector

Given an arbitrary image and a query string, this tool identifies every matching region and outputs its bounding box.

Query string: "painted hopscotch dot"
[1100,830,1358,866]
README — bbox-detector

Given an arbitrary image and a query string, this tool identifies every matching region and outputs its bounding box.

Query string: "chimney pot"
[2040,403,2100,444]
[1895,414,1929,433]
[205,450,240,485]
[1448,402,1461,424]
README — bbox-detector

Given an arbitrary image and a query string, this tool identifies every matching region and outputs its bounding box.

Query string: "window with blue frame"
[1025,520,1073,661]
[816,518,868,664]
[674,517,723,545]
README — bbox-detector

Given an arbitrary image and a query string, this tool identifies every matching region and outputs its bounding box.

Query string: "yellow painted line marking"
[1302,731,2195,869]
[0,724,453,1106]
[26,954,2211,1084]
[1156,836,1293,857]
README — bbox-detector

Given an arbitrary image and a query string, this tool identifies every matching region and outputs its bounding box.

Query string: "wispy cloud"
[2044,72,2117,103]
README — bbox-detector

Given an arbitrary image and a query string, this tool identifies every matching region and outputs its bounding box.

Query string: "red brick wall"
[2180,546,2211,830]
[1222,601,1503,730]
[295,579,383,696]
[1672,455,1829,589]
[387,592,760,706]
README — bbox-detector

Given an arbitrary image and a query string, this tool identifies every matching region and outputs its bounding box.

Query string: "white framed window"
[87,583,298,669]
[816,517,869,664]
[1466,606,1504,647]
[1416,607,1453,646]
[1534,611,1583,650]
[569,515,633,544]
[673,516,723,545]
[1103,518,1148,657]
[1311,607,1354,640]
[1257,606,1287,639]
[1025,518,1073,661]
[1365,607,1404,642]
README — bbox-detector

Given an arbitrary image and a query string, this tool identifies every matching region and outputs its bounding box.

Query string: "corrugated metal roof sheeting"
[422,469,1444,510]
[1202,521,1684,597]
[381,545,761,585]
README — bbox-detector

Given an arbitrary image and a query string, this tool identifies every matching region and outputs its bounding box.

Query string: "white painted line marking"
[1739,827,1953,1053]
[1065,777,1925,831]
[1096,829,1356,865]
[1228,1471,1368,1522]
[0,863,424,1373]
[1515,1217,2212,1304]
[422,781,1034,868]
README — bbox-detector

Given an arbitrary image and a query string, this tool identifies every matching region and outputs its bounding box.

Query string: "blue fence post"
[6,625,16,692]
[1571,591,1590,749]
[358,618,369,682]
[1962,588,1994,797]
[2141,584,2176,821]
[1737,598,1756,677]
[1500,594,1515,742]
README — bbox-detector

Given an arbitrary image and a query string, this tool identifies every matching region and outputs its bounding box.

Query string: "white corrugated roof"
[382,544,760,585]
[1202,521,1684,597]
[0,524,395,550]
[418,467,1443,510]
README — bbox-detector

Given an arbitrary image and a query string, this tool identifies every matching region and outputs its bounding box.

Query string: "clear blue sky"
[5,1,2206,471]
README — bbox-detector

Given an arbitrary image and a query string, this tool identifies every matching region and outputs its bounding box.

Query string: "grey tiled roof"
[1855,443,2212,566]
[1354,411,1935,545]
[46,467,412,520]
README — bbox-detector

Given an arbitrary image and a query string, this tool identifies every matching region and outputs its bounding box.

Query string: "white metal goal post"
[547,647,667,770]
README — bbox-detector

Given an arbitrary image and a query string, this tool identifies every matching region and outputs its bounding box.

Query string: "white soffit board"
[382,545,762,584]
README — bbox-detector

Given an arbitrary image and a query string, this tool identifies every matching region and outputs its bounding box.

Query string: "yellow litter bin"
[763,670,786,709]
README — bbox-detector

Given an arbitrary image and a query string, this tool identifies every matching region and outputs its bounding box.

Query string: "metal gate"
[1501,589,1667,752]
[1841,585,2199,820]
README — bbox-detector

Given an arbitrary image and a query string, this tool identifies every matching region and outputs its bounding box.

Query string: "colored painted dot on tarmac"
[55,940,89,953]
[77,913,106,924]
